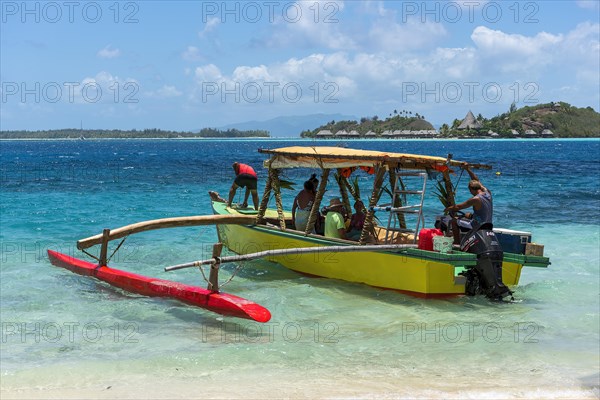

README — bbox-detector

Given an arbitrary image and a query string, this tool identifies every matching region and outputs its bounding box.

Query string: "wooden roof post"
[305,169,330,234]
[442,169,460,244]
[336,169,352,221]
[359,164,386,244]
[270,168,287,230]
[343,177,358,203]
[255,164,273,225]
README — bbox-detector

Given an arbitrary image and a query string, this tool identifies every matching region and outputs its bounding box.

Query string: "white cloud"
[194,64,224,83]
[188,21,599,113]
[470,23,599,83]
[148,85,182,98]
[97,45,121,59]
[199,17,219,38]
[471,26,562,57]
[182,46,203,62]
[576,0,599,10]
[259,1,357,50]
[366,18,446,53]
[257,1,447,54]
[76,71,139,104]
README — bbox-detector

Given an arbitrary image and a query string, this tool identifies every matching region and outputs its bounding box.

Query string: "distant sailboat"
[79,120,86,140]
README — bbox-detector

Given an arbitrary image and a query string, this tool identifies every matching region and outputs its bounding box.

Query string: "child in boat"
[346,200,366,241]
[292,174,318,231]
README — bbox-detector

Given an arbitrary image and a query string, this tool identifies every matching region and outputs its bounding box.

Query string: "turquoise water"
[1,139,598,398]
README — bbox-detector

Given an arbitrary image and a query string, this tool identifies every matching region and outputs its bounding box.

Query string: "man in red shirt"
[228,162,259,210]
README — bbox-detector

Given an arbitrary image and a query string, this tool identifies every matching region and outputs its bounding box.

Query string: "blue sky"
[1,0,599,131]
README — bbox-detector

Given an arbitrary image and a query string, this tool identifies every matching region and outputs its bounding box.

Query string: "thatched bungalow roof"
[511,129,519,135]
[335,130,348,136]
[316,130,333,137]
[457,111,483,130]
[541,129,554,136]
[524,129,537,136]
[364,131,377,136]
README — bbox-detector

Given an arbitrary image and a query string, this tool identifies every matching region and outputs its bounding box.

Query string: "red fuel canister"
[418,228,443,251]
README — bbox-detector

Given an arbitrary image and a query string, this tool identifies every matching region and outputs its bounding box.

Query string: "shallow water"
[1,139,598,398]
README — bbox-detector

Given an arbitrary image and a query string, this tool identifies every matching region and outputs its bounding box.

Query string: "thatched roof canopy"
[457,111,483,130]
[259,146,491,170]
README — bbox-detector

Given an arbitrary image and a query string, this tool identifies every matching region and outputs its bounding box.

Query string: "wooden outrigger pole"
[165,244,418,272]
[77,214,257,250]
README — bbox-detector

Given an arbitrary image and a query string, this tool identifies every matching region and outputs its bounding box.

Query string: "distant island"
[301,110,435,138]
[304,102,600,139]
[0,128,270,140]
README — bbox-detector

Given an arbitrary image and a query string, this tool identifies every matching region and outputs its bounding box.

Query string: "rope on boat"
[197,263,210,286]
[107,236,128,264]
[164,243,418,272]
[81,248,99,262]
[218,262,246,289]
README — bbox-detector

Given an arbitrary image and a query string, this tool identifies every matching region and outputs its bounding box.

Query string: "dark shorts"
[234,174,257,190]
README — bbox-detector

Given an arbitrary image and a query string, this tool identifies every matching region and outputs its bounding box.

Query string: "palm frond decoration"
[278,179,296,191]
[434,179,450,213]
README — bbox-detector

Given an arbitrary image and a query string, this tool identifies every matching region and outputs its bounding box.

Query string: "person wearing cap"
[228,162,259,210]
[324,197,347,239]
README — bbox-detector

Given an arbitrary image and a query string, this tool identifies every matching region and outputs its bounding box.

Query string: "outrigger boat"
[48,147,550,322]
[208,146,550,298]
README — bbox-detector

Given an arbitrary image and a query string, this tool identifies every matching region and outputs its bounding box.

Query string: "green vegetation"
[446,102,600,138]
[0,128,270,139]
[301,110,434,138]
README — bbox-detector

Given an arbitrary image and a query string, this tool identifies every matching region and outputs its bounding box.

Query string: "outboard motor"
[459,225,513,300]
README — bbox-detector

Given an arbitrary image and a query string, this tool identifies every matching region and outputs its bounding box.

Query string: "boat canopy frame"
[255,146,491,245]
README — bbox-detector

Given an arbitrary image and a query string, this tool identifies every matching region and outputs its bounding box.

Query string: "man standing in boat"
[444,164,493,231]
[228,162,259,210]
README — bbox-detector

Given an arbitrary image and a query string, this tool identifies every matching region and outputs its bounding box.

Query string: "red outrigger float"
[47,214,273,323]
[47,250,271,323]
[48,215,271,322]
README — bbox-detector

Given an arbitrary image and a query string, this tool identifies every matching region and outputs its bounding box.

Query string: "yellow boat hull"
[213,202,533,296]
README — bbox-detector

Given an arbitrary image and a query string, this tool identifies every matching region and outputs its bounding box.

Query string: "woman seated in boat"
[324,197,347,240]
[346,200,366,241]
[291,174,318,231]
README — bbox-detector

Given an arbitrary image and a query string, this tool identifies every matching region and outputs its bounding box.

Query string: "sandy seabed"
[2,367,598,400]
